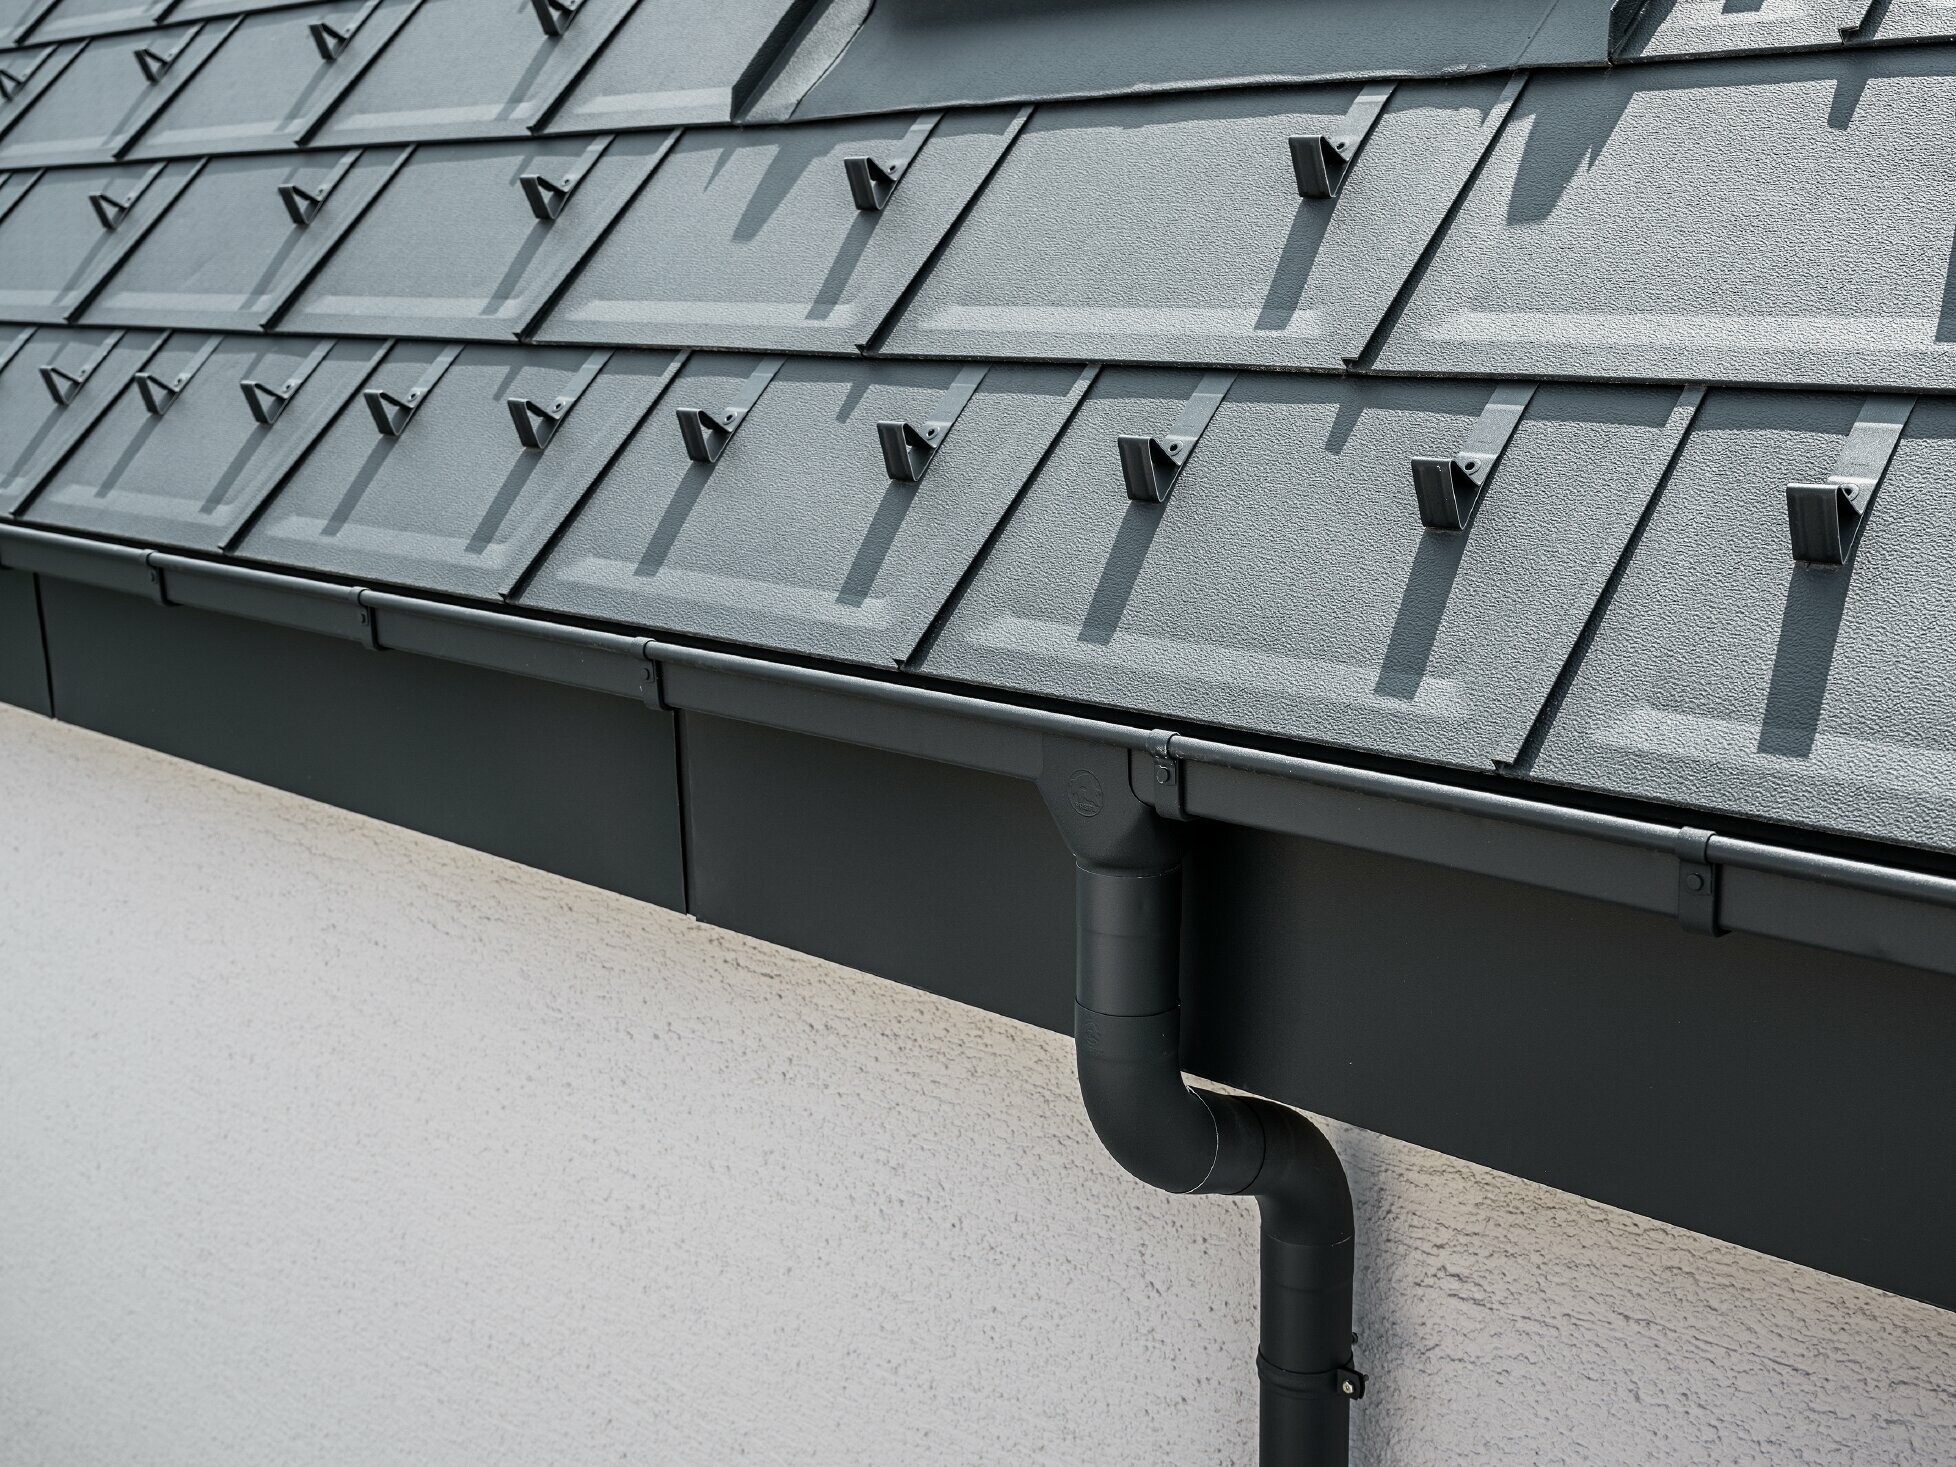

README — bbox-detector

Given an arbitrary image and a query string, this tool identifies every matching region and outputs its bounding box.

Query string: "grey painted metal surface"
[881,80,1516,369]
[0,158,198,319]
[921,371,1695,769]
[126,0,420,158]
[1525,389,1956,853]
[0,0,54,45]
[0,325,160,510]
[545,0,815,133]
[519,354,1090,666]
[1,0,1953,1320]
[82,148,406,329]
[1373,48,1956,390]
[25,0,164,45]
[275,133,670,340]
[1618,0,1947,57]
[39,575,688,906]
[0,20,231,166]
[0,564,48,712]
[305,0,636,146]
[236,342,679,598]
[786,0,1617,117]
[0,42,83,126]
[24,333,382,548]
[536,108,1026,353]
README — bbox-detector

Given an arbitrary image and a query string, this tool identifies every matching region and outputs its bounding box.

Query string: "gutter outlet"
[1041,739,1362,1466]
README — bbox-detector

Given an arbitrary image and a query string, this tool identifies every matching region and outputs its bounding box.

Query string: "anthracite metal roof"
[0,0,1948,857]
[4,0,1956,1319]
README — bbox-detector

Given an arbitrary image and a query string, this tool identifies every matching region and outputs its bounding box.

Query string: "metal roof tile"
[919,369,1695,770]
[0,324,163,511]
[535,107,1026,353]
[0,157,199,320]
[879,78,1517,370]
[1617,0,1956,58]
[1525,389,1956,851]
[0,21,231,165]
[274,131,670,340]
[1370,48,1956,390]
[234,341,680,598]
[544,0,815,133]
[517,353,1091,666]
[307,0,635,147]
[125,0,420,158]
[26,0,166,45]
[23,332,384,547]
[82,147,407,329]
[786,0,1617,117]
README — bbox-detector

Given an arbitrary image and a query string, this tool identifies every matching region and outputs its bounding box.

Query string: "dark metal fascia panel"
[7,519,1956,978]
[36,572,687,907]
[0,564,51,712]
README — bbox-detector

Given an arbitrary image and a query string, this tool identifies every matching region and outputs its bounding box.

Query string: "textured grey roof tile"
[275,132,670,340]
[166,0,333,22]
[879,78,1517,369]
[1,0,59,45]
[788,0,1614,117]
[1370,49,1956,390]
[0,324,163,512]
[0,158,200,320]
[27,0,164,45]
[0,42,84,128]
[126,0,420,158]
[83,147,406,329]
[919,369,1695,770]
[517,353,1090,666]
[236,341,679,598]
[24,333,384,547]
[535,107,1025,353]
[1524,390,1956,852]
[0,21,231,165]
[545,0,815,133]
[308,0,635,147]
[1617,0,1955,58]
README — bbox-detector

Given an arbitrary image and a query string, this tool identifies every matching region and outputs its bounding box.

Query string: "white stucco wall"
[1,704,1952,1467]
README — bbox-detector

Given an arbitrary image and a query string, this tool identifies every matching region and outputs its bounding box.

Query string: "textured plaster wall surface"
[1,704,1953,1466]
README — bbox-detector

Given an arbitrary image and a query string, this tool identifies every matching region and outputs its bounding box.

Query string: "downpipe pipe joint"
[1041,740,1360,1466]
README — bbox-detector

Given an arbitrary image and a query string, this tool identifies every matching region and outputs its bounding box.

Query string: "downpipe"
[1042,740,1361,1466]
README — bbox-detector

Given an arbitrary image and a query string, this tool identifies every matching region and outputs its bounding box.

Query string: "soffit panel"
[235,340,679,598]
[24,332,384,548]
[533,107,1023,353]
[1371,48,1956,390]
[517,353,1090,667]
[879,79,1514,369]
[920,369,1693,769]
